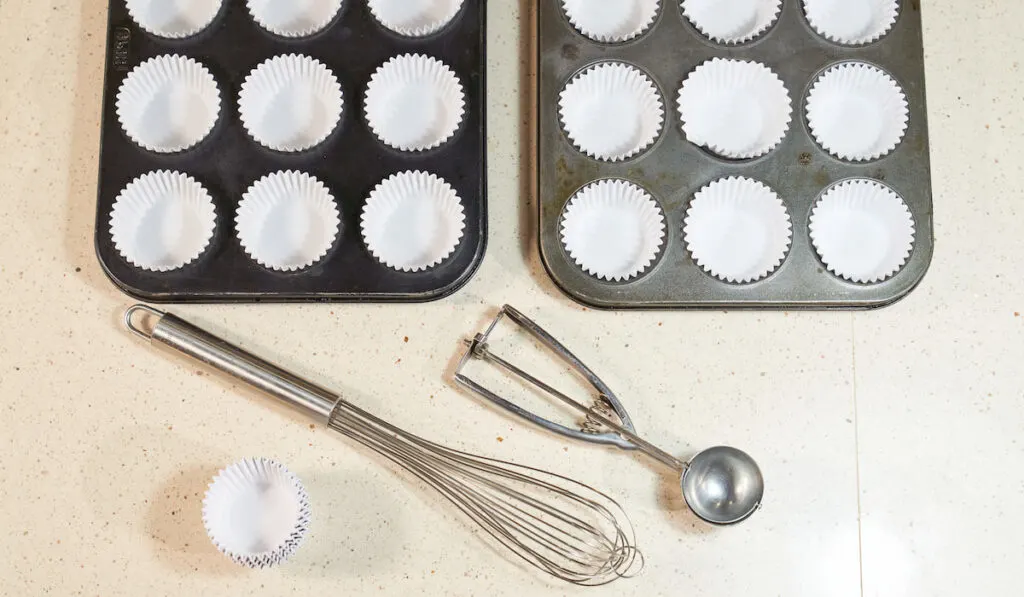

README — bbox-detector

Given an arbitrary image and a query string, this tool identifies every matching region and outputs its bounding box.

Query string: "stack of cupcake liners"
[539,0,932,308]
[96,0,485,302]
[203,458,311,569]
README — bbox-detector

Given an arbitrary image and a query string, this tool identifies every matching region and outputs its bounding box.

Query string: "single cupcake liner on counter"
[806,62,909,162]
[559,62,664,162]
[109,170,218,272]
[236,171,341,272]
[682,0,782,45]
[560,179,666,282]
[238,54,344,153]
[115,55,221,154]
[677,58,791,160]
[809,179,915,284]
[246,0,343,38]
[203,458,311,569]
[361,171,466,272]
[562,0,661,43]
[368,0,465,37]
[683,177,792,284]
[804,0,899,45]
[364,54,466,152]
[126,0,224,39]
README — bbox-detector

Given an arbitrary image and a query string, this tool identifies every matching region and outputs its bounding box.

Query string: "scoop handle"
[125,305,337,421]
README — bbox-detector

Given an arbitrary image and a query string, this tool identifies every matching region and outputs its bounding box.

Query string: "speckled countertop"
[1,1,1022,596]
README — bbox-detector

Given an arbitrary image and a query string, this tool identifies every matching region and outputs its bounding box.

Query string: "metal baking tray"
[535,0,932,309]
[95,0,487,303]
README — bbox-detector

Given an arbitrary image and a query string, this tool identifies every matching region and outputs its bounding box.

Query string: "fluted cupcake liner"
[126,0,223,39]
[562,0,661,43]
[116,55,221,154]
[368,0,465,37]
[203,458,311,569]
[806,61,909,162]
[560,179,666,282]
[364,54,466,152]
[677,58,791,159]
[559,62,665,162]
[109,170,217,272]
[682,0,781,45]
[809,179,915,284]
[804,0,899,45]
[684,177,792,284]
[246,0,343,38]
[238,54,344,153]
[361,171,466,272]
[235,170,341,271]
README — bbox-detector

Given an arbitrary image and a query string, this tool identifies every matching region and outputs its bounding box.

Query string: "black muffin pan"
[535,0,933,309]
[95,0,487,302]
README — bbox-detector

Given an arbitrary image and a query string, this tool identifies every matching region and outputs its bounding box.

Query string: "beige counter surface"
[1,1,1022,595]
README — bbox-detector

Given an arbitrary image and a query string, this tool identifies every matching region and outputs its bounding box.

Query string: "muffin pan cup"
[536,0,933,309]
[95,0,486,303]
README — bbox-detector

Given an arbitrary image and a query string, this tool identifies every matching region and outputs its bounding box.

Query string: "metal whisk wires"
[328,399,642,585]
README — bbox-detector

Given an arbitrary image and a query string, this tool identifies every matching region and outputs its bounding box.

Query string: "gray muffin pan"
[535,0,933,309]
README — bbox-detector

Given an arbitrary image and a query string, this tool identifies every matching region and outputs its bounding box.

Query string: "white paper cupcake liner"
[236,171,341,271]
[677,58,791,159]
[809,179,915,284]
[203,458,310,569]
[246,0,343,37]
[126,0,223,39]
[683,177,792,283]
[368,0,465,37]
[682,0,782,45]
[804,0,899,45]
[109,171,217,272]
[116,55,221,154]
[364,54,466,152]
[238,54,344,152]
[361,171,466,272]
[562,0,661,43]
[806,62,909,162]
[560,179,666,282]
[559,62,664,162]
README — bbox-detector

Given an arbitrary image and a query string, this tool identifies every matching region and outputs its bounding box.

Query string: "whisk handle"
[125,305,338,421]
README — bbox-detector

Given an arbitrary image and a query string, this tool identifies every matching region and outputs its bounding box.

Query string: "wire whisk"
[331,399,640,584]
[125,305,642,585]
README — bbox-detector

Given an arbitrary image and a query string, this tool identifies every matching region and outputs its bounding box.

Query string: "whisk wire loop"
[328,399,642,585]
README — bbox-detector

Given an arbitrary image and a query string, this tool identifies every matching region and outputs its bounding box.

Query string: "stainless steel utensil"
[124,305,641,585]
[454,305,764,526]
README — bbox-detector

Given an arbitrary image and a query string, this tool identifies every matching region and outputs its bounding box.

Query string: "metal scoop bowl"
[455,305,765,526]
[681,446,764,525]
